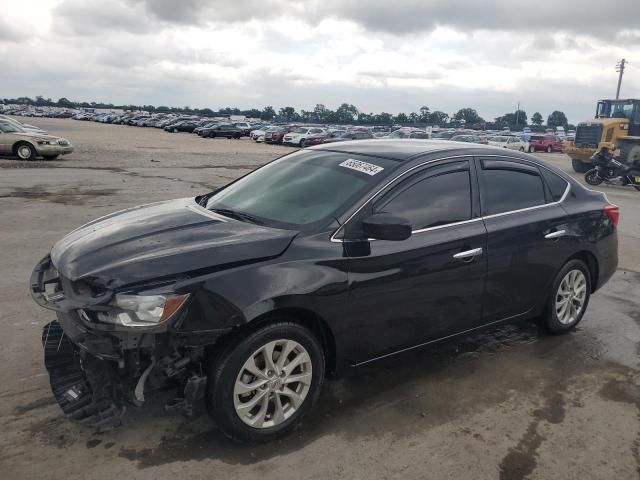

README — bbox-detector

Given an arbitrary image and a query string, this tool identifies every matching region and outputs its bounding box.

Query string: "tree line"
[2,96,572,130]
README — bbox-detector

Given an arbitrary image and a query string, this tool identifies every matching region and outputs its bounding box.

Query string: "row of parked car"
[4,108,565,153]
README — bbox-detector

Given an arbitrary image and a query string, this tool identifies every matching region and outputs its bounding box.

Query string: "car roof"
[308,139,534,162]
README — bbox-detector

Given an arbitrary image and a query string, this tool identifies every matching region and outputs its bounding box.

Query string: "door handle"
[453,248,483,260]
[544,230,566,240]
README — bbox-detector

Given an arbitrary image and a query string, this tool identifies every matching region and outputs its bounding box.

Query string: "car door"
[0,128,11,154]
[344,158,487,361]
[477,157,571,323]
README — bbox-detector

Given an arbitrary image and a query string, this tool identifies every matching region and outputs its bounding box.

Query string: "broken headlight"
[97,293,190,327]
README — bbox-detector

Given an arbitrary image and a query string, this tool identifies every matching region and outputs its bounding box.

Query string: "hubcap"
[17,146,32,159]
[555,269,587,325]
[233,339,312,429]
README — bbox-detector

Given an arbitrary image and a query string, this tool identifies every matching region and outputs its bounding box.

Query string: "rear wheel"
[14,142,36,160]
[208,322,324,443]
[540,259,591,334]
[572,158,590,173]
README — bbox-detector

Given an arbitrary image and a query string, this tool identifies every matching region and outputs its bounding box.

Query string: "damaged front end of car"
[31,254,227,431]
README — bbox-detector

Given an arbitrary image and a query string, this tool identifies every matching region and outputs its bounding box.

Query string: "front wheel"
[519,146,525,152]
[584,169,603,185]
[540,260,591,333]
[208,322,324,443]
[15,142,36,160]
[299,139,306,148]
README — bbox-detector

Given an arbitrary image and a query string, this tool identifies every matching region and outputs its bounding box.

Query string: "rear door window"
[479,159,546,215]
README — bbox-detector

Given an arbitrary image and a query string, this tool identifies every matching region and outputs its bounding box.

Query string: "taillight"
[604,203,619,226]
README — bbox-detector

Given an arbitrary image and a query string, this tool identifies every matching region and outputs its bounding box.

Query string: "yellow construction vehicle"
[564,99,640,172]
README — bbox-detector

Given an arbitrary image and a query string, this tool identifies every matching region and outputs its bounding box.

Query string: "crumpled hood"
[51,198,296,288]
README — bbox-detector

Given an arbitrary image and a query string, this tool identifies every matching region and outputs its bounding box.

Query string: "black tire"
[299,139,306,148]
[540,259,591,334]
[208,322,325,443]
[528,145,535,153]
[546,145,553,153]
[210,132,216,138]
[43,155,59,160]
[235,134,241,139]
[519,146,525,152]
[584,169,603,186]
[14,142,37,160]
[572,158,590,173]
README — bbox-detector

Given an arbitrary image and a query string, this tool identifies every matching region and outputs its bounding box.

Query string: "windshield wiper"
[209,208,263,225]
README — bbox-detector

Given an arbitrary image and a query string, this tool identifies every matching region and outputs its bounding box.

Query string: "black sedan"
[164,121,199,133]
[31,140,618,443]
[199,124,243,138]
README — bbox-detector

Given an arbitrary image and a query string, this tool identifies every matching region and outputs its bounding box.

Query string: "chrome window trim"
[411,217,483,234]
[330,153,571,243]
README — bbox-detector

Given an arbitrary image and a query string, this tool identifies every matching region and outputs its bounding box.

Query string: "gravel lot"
[1,118,639,480]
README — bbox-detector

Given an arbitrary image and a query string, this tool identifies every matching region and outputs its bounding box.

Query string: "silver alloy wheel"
[555,269,587,325]
[233,339,312,429]
[17,144,33,159]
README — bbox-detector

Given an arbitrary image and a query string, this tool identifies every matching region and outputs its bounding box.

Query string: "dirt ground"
[1,118,639,480]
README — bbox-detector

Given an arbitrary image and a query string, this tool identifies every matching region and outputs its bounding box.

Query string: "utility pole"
[515,101,520,127]
[615,58,626,99]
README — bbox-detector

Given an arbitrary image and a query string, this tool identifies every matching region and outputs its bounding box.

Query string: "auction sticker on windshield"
[339,159,384,176]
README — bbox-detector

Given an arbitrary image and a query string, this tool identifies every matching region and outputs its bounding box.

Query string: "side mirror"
[362,213,412,241]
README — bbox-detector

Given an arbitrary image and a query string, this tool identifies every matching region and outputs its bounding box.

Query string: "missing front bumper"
[42,321,126,431]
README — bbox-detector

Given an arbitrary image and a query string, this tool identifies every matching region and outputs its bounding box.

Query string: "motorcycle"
[584,148,640,191]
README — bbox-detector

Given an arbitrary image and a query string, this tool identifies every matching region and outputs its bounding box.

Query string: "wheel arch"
[12,140,37,155]
[566,250,599,293]
[215,307,338,377]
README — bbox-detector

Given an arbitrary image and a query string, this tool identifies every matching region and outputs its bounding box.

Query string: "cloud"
[2,0,640,124]
[52,0,153,35]
[0,17,30,43]
[97,0,640,40]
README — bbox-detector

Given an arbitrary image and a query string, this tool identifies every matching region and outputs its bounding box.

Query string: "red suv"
[528,135,564,153]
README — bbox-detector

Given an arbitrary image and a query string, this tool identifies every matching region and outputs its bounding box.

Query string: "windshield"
[291,127,308,134]
[205,150,397,229]
[597,100,636,120]
[0,122,26,133]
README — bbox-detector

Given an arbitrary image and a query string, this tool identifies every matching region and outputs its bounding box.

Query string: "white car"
[282,127,327,147]
[250,127,268,141]
[487,135,528,151]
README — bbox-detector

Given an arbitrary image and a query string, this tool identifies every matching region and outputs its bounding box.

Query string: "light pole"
[615,59,626,99]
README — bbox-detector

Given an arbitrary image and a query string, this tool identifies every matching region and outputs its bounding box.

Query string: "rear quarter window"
[540,168,569,202]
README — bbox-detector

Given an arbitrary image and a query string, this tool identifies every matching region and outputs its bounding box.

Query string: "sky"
[1,0,640,123]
